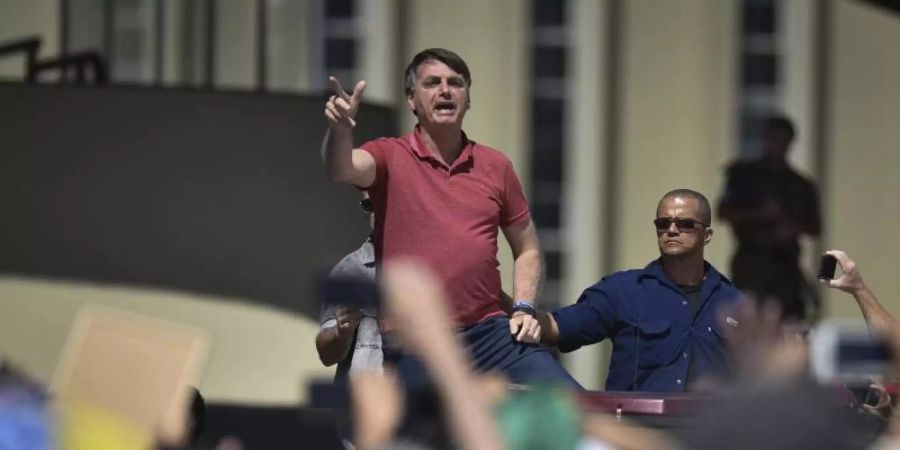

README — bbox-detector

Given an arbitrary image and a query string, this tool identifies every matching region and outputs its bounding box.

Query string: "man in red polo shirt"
[321,48,578,388]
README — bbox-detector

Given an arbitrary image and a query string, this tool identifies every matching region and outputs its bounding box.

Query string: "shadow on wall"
[0,83,396,320]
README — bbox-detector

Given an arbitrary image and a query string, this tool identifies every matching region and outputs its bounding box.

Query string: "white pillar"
[266,0,315,93]
[215,0,256,90]
[777,0,818,177]
[562,0,611,390]
[359,0,399,106]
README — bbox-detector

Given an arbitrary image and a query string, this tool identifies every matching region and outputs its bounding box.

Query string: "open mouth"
[435,102,456,113]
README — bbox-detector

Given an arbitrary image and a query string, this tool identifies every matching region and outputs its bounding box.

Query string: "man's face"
[763,127,791,161]
[406,60,469,127]
[655,196,712,258]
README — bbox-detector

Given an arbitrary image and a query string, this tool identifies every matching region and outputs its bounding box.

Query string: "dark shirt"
[678,283,703,384]
[719,160,820,253]
[552,260,743,392]
[718,160,821,319]
[679,283,703,318]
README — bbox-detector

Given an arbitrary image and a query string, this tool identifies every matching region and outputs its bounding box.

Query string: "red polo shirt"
[361,126,531,326]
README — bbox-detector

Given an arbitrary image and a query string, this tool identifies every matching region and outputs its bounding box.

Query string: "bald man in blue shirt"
[510,189,743,392]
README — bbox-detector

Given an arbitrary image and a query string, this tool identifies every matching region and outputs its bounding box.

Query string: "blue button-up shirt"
[552,259,742,392]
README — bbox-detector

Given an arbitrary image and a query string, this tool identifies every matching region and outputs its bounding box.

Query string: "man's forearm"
[315,327,354,366]
[853,287,896,334]
[321,127,356,182]
[512,248,542,303]
[537,311,560,346]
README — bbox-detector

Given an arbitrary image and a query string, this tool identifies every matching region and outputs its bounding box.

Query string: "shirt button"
[708,326,713,333]
[676,379,683,385]
[682,352,688,359]
[682,300,688,306]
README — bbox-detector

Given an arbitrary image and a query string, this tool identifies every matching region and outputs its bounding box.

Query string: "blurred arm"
[826,250,895,334]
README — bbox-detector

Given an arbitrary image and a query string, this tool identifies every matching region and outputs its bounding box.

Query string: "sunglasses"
[359,198,373,214]
[653,217,707,231]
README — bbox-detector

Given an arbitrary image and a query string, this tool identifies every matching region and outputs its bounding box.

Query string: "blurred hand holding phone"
[818,253,838,281]
[810,319,893,384]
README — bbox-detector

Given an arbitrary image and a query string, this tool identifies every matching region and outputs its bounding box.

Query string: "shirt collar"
[408,125,475,170]
[641,258,730,291]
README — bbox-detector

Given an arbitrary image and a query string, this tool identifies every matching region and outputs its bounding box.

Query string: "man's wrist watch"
[512,301,537,317]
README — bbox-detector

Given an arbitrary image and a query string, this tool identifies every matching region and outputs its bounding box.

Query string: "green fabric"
[495,387,582,450]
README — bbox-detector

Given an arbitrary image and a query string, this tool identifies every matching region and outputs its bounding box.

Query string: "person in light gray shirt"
[316,195,381,378]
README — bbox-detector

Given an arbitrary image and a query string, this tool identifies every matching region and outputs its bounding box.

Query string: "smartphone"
[810,320,893,383]
[818,254,838,280]
[318,275,380,310]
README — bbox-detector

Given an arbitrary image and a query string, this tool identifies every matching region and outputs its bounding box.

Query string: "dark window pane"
[532,149,563,183]
[532,0,566,25]
[742,4,775,34]
[531,98,564,150]
[533,46,566,77]
[531,203,561,229]
[325,0,355,18]
[325,38,355,70]
[544,250,561,280]
[741,53,776,86]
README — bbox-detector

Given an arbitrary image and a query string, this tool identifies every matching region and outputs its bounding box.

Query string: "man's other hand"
[823,249,866,294]
[334,307,363,338]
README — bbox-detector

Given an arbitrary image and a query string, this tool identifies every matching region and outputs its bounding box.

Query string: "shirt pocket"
[708,319,737,342]
[633,319,673,369]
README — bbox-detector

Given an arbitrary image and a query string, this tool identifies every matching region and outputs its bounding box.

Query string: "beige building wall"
[823,0,900,320]
[403,0,530,291]
[615,0,738,274]
[0,276,331,405]
[0,0,58,79]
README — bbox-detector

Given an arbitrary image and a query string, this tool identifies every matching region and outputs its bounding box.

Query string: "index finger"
[509,317,520,334]
[350,80,367,101]
[328,76,350,99]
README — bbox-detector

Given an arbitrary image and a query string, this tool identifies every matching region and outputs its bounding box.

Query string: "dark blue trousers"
[387,316,582,390]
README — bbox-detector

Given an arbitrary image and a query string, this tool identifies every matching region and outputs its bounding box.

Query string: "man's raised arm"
[825,249,895,334]
[321,76,376,188]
